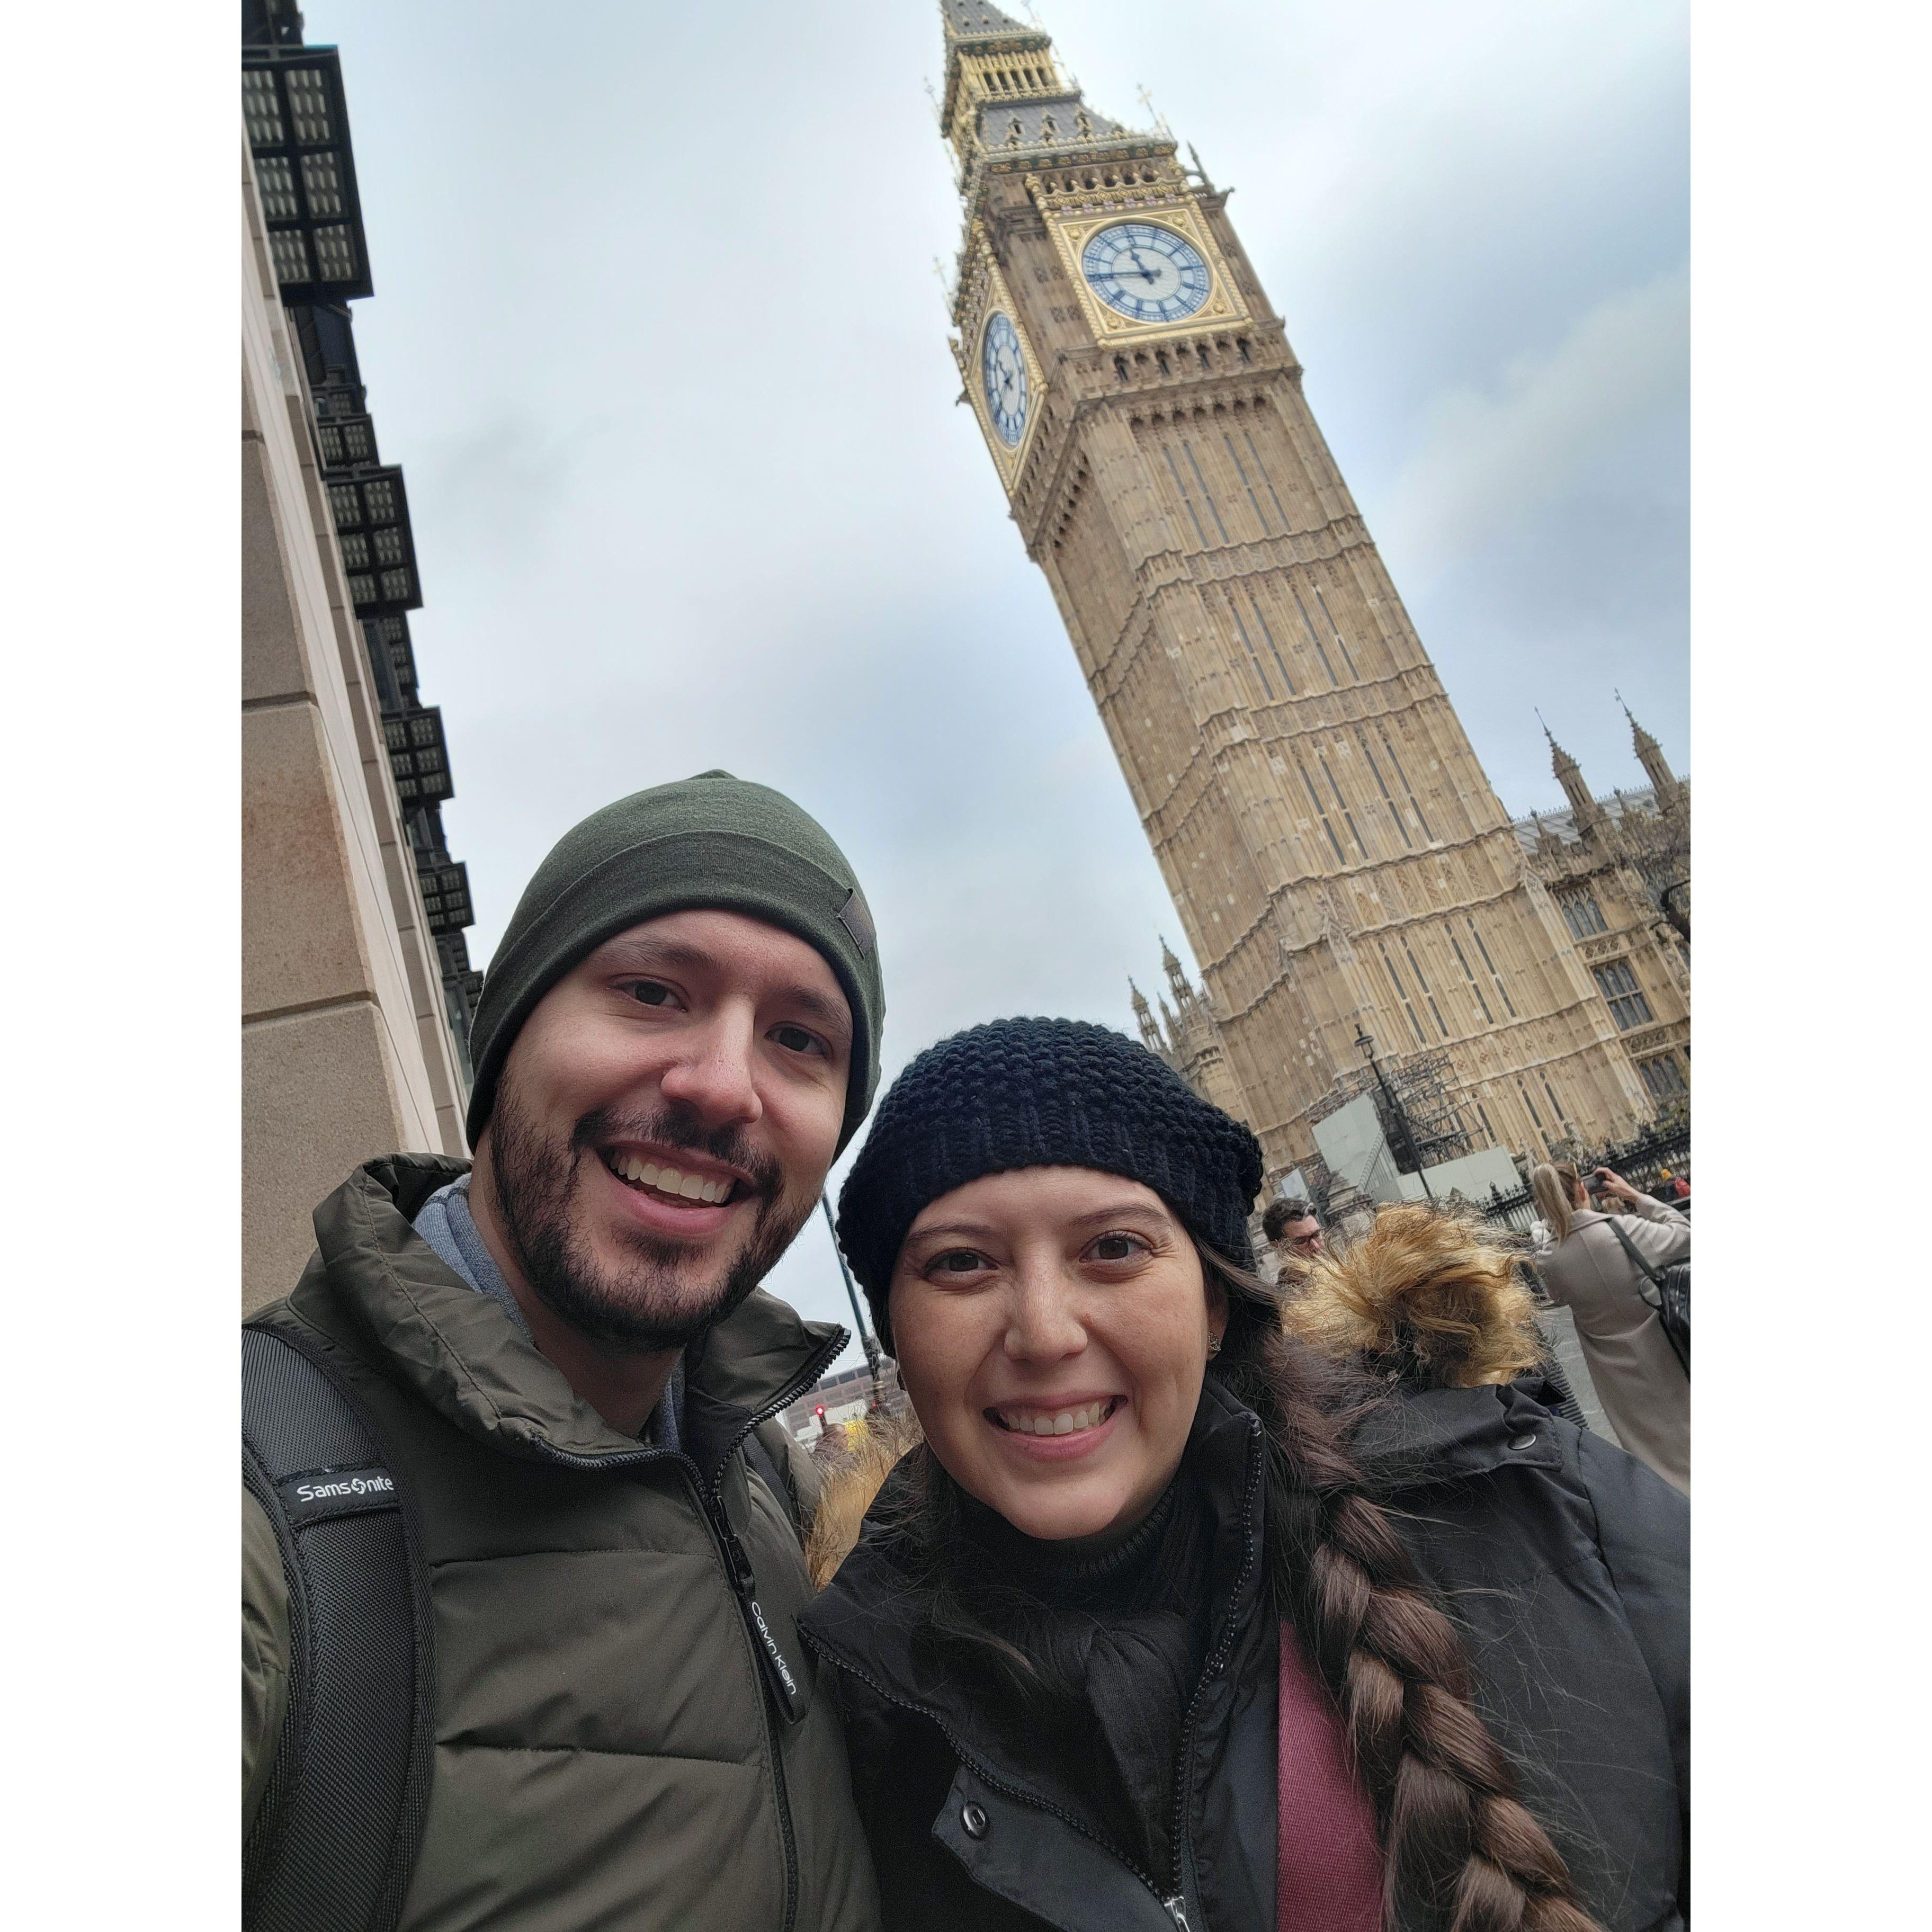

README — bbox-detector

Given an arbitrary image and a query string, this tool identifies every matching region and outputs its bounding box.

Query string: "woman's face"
[889,1167,1226,1546]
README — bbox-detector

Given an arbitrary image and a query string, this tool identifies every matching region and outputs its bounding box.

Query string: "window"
[301,153,345,217]
[1378,942,1428,1048]
[1639,1056,1687,1100]
[1467,917,1517,1017]
[1593,960,1654,1031]
[243,70,285,145]
[1401,937,1450,1039]
[284,68,334,143]
[269,229,311,285]
[1447,926,1493,1024]
[1559,892,1609,940]
[254,155,298,220]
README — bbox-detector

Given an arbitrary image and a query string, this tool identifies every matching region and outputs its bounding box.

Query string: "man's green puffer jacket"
[243,1155,881,1932]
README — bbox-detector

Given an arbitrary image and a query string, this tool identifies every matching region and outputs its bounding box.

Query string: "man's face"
[473,908,852,1352]
[1276,1216,1323,1262]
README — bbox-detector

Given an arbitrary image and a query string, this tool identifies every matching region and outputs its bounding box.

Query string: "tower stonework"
[937,4,1662,1175]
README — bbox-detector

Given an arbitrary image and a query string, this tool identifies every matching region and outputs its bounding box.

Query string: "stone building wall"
[241,138,467,1310]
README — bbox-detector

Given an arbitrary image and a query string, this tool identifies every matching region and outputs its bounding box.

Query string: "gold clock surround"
[1040,191,1249,343]
[959,248,1048,487]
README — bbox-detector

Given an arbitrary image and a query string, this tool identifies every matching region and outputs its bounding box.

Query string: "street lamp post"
[821,1194,886,1409]
[1355,1023,1435,1201]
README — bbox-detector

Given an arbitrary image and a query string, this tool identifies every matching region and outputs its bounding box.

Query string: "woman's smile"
[985,1394,1126,1459]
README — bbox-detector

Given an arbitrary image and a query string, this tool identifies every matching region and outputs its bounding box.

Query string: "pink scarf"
[1276,1622,1384,1930]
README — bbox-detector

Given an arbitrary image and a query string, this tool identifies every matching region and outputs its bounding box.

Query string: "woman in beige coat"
[1531,1162,1690,1496]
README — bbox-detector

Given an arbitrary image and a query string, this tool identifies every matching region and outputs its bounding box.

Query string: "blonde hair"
[1283,1201,1548,1389]
[1530,1162,1580,1245]
[806,1411,918,1590]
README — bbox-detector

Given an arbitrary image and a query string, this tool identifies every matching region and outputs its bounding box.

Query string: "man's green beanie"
[464,772,884,1154]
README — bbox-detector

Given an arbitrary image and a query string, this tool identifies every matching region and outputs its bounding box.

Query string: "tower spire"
[1129,978,1165,1053]
[1542,715,1606,842]
[937,0,1134,166]
[1160,936,1196,1009]
[1616,691,1684,815]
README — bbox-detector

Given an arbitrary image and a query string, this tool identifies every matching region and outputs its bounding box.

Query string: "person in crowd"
[803,1019,1687,1932]
[243,773,884,1931]
[1287,1198,1596,1430]
[1529,1162,1689,1496]
[1262,1194,1325,1278]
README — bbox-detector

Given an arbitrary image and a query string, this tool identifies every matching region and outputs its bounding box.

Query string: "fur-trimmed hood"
[1282,1202,1548,1391]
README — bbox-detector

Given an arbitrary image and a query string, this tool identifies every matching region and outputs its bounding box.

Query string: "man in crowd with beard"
[243,773,885,1931]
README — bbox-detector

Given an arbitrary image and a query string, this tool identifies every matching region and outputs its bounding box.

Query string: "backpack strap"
[241,1323,436,1932]
[1606,1216,1665,1305]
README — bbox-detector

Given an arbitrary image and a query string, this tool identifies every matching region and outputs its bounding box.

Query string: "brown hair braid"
[1210,1248,1605,1932]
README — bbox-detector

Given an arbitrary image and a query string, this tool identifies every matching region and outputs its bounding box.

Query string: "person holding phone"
[1528,1162,1689,1495]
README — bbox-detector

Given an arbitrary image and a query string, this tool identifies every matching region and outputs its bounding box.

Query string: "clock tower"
[938,2,1658,1176]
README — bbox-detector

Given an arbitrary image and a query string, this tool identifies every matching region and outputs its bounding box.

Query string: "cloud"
[1380,263,1689,587]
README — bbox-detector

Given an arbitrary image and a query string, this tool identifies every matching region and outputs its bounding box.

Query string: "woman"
[802,1019,1687,1932]
[1529,1162,1689,1496]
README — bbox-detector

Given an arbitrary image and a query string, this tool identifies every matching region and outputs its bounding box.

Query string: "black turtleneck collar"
[954,1469,1189,1615]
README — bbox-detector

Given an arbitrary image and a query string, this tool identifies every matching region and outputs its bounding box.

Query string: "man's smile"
[599,1145,746,1208]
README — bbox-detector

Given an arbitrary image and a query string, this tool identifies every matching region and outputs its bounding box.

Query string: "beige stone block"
[241,427,313,708]
[243,700,378,1019]
[243,999,415,1314]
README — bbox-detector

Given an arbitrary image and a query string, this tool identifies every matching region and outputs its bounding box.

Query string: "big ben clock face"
[1081,222,1212,324]
[981,311,1030,447]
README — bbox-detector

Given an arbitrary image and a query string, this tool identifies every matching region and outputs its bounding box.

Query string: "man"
[1263,1195,1326,1276]
[243,772,884,1930]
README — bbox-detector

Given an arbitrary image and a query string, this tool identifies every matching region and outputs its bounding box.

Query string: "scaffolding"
[1320,1046,1474,1176]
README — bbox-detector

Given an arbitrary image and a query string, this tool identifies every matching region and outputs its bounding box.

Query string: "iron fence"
[1477,1119,1690,1235]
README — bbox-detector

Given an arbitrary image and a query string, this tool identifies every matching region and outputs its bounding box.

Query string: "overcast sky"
[296,0,1688,1364]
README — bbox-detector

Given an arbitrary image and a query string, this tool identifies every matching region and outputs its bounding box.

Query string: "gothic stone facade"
[938,3,1680,1179]
[1513,713,1690,1120]
[1140,711,1693,1164]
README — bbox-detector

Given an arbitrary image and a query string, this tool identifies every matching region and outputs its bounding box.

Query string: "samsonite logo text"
[294,1473,395,1504]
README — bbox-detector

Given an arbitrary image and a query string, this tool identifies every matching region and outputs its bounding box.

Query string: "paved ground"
[1538,1304,1611,1440]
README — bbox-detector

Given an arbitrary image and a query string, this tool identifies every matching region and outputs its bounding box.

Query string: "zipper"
[800,1636,1184,1919]
[800,1405,1266,1932]
[1164,1410,1265,1927]
[523,1321,846,1932]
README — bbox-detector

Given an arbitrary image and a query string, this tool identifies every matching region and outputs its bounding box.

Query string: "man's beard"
[487,1079,811,1353]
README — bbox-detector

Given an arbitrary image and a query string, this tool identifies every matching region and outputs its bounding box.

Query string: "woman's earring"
[1206,1332,1223,1358]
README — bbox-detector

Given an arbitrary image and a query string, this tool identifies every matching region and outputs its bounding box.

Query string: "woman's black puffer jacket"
[800,1372,1688,1932]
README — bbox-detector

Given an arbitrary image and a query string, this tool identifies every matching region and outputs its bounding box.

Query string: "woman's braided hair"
[829,1017,1607,1927]
[1209,1247,1604,1932]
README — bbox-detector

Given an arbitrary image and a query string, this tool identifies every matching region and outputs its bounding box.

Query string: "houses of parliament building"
[937,3,1689,1183]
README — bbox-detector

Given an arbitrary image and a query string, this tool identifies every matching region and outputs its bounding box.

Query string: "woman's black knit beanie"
[836,1016,1264,1354]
